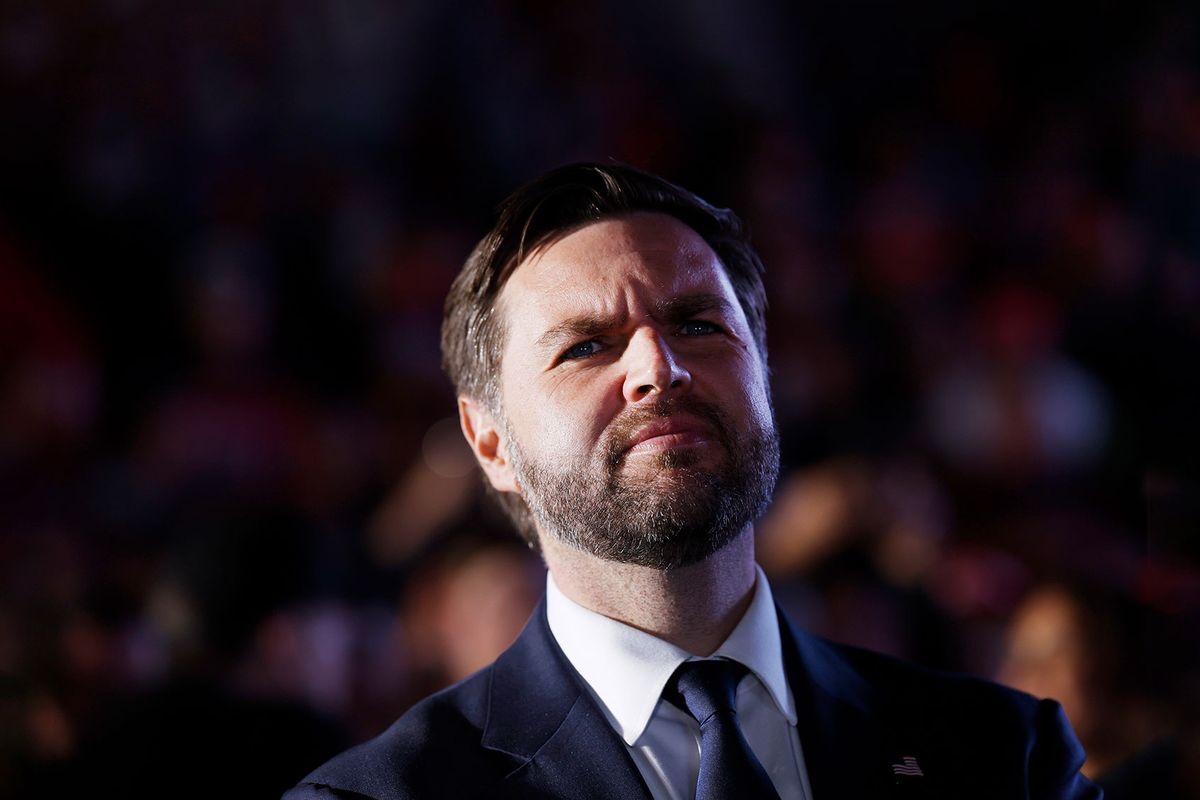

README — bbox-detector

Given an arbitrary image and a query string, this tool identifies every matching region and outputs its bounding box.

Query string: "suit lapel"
[479,594,935,799]
[778,609,921,800]
[481,598,652,800]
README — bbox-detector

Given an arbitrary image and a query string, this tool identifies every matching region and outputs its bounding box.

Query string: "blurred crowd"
[1,1,1199,798]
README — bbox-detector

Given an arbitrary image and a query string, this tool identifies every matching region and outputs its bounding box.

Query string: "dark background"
[2,1,1198,797]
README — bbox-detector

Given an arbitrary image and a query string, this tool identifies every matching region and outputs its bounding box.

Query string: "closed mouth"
[623,417,714,455]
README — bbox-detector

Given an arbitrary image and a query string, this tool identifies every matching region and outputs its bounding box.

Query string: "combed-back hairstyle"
[441,161,768,410]
[440,161,769,548]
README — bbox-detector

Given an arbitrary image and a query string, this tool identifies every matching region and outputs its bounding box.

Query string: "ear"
[458,396,519,494]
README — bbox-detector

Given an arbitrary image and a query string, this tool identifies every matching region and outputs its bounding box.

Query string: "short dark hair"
[440,162,769,547]
[441,161,768,408]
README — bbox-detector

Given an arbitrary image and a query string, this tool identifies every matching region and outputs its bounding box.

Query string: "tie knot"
[665,659,749,725]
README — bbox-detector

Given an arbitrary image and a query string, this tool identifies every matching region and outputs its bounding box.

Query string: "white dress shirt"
[546,566,813,800]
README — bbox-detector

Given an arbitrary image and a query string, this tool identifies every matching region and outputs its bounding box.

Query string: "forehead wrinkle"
[514,215,722,288]
[497,214,740,358]
[519,265,734,350]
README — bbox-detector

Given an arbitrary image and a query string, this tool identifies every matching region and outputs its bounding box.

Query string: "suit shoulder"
[285,667,514,800]
[817,638,1098,797]
[826,637,1041,721]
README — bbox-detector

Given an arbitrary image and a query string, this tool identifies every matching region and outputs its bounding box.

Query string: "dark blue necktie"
[664,659,782,800]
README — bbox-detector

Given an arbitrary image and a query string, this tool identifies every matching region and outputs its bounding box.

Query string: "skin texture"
[458,213,777,655]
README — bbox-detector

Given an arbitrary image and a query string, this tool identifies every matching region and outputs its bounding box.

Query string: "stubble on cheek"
[501,382,780,571]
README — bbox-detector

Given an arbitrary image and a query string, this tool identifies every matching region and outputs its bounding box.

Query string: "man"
[285,163,1101,799]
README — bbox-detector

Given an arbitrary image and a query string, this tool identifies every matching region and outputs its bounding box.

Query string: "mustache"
[602,396,734,469]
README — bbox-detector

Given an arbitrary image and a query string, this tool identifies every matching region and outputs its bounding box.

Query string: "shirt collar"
[545,565,797,746]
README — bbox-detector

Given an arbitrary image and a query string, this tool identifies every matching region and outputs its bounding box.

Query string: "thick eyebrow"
[652,293,734,325]
[533,293,734,354]
[534,311,622,353]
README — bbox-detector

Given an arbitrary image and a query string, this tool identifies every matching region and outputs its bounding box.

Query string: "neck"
[541,527,758,656]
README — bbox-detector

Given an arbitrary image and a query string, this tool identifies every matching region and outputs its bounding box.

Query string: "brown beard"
[507,395,780,570]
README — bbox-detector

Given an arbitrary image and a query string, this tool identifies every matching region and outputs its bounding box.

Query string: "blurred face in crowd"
[997,586,1094,742]
[462,213,779,569]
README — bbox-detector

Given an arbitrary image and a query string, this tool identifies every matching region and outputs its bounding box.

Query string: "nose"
[621,329,692,403]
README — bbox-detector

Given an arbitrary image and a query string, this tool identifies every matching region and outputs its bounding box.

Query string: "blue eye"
[681,320,719,335]
[563,340,603,360]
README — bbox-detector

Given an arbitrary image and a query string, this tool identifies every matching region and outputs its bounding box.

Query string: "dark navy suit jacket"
[284,597,1101,799]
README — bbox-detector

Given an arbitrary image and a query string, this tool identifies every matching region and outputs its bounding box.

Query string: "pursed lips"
[623,416,715,455]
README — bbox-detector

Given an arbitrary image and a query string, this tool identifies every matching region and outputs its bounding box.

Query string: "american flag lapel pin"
[891,755,924,778]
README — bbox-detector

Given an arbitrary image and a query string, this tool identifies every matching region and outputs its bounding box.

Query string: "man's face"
[485,212,778,569]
